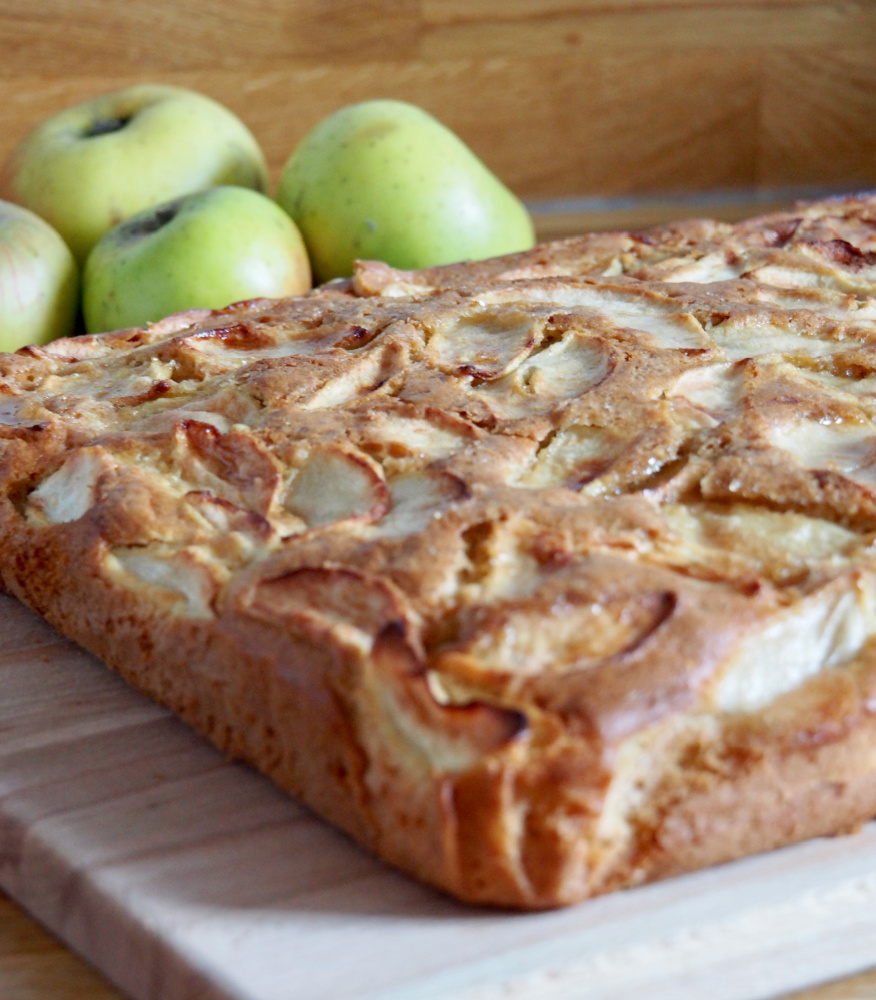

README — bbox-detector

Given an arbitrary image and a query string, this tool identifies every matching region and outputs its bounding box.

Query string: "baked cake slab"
[4,194,876,908]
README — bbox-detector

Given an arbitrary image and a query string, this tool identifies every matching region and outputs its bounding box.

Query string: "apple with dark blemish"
[1,84,268,264]
[83,186,311,334]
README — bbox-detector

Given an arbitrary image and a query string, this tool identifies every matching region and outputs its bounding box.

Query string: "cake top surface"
[4,193,876,749]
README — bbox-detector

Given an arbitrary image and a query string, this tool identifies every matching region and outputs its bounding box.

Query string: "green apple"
[82,186,311,334]
[276,99,535,283]
[2,84,269,264]
[0,200,78,352]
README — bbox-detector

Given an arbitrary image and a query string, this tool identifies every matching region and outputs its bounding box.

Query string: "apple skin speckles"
[276,99,534,283]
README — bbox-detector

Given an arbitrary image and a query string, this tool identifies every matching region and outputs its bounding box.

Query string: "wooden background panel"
[0,54,764,198]
[761,47,876,189]
[0,0,424,69]
[0,0,874,209]
[4,0,872,69]
[420,0,876,56]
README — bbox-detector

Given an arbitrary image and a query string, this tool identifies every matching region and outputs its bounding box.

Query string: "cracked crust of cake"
[5,193,876,907]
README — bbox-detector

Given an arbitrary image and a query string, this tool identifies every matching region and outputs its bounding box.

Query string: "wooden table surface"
[4,883,876,1000]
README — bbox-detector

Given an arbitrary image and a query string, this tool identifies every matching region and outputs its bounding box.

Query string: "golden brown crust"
[6,193,876,907]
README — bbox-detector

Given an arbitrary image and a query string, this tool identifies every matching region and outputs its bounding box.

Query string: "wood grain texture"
[786,971,876,1000]
[0,1,875,203]
[761,47,876,189]
[420,0,876,56]
[0,892,124,1000]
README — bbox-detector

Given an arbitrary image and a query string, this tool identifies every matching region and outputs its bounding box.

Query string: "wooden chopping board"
[5,591,876,1000]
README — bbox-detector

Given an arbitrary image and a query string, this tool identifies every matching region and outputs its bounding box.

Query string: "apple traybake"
[4,194,876,908]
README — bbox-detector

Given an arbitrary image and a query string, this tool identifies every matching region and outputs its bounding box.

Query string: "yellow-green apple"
[276,99,535,283]
[0,200,78,352]
[1,84,269,264]
[82,186,311,334]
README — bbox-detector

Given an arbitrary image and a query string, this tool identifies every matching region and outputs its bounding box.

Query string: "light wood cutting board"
[5,590,876,1000]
